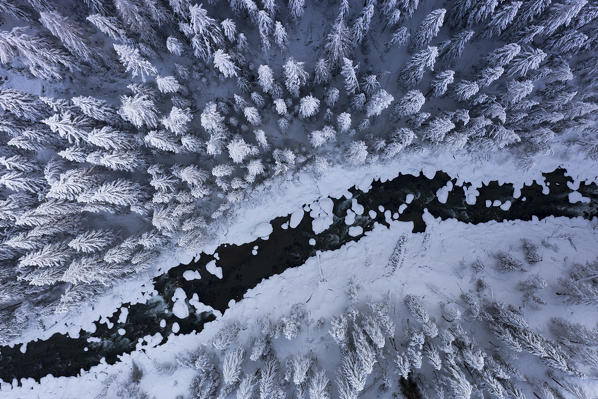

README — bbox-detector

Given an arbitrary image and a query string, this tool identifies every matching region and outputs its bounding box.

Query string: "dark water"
[1,168,596,383]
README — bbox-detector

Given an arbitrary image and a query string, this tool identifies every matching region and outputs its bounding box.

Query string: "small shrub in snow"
[557,260,598,305]
[495,251,525,272]
[441,302,462,322]
[519,274,547,307]
[281,303,307,340]
[522,239,542,264]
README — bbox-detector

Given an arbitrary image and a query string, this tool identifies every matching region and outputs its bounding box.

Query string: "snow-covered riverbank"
[3,213,597,397]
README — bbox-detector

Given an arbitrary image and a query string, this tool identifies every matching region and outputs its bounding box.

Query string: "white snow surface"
[253,222,273,238]
[4,213,598,397]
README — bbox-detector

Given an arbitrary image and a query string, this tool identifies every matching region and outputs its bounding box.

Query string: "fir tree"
[439,31,473,66]
[0,89,46,120]
[325,20,351,66]
[42,112,89,145]
[542,0,588,37]
[477,66,504,88]
[283,58,309,97]
[85,179,144,206]
[257,65,274,93]
[483,1,522,38]
[337,113,351,133]
[388,26,410,47]
[507,48,546,77]
[366,89,394,117]
[431,70,455,97]
[273,21,288,49]
[299,95,320,118]
[72,96,119,123]
[145,130,181,153]
[453,80,479,101]
[222,347,245,386]
[345,141,368,165]
[156,75,181,94]
[421,116,455,143]
[68,230,114,253]
[413,9,446,49]
[341,58,359,94]
[114,44,157,80]
[228,137,257,163]
[0,27,77,80]
[213,49,239,78]
[485,43,521,67]
[166,36,184,55]
[39,11,94,62]
[400,46,438,87]
[162,107,192,135]
[314,58,331,85]
[467,0,500,27]
[289,0,305,20]
[88,14,127,41]
[394,90,425,116]
[119,94,159,128]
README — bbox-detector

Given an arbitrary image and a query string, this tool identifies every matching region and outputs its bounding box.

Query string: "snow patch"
[182,270,201,281]
[205,260,223,279]
[117,307,128,324]
[171,288,189,319]
[436,181,453,204]
[464,185,479,205]
[310,197,334,234]
[344,209,356,225]
[289,209,304,229]
[569,191,591,204]
[348,226,363,237]
[351,199,364,215]
[189,294,221,318]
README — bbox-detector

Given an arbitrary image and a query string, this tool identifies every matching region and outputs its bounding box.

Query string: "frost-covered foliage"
[0,0,598,338]
[142,281,597,399]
